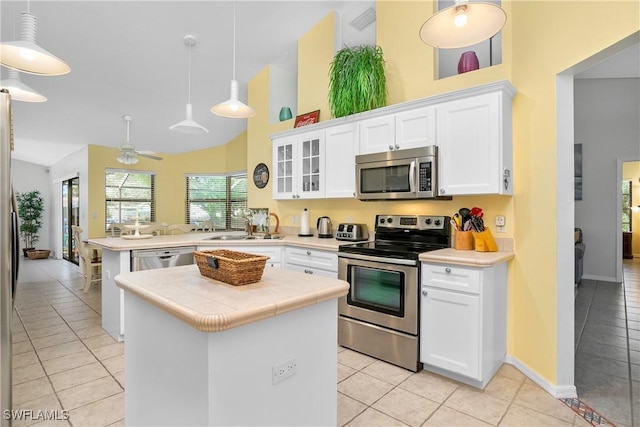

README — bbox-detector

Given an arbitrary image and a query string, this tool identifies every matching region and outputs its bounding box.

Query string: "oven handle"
[338,252,418,266]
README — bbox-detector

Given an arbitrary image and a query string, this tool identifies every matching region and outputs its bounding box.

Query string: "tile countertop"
[114,264,349,332]
[88,232,348,251]
[420,248,514,267]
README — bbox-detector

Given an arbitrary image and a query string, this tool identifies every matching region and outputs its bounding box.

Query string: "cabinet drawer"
[284,247,337,272]
[421,263,481,294]
[284,263,337,278]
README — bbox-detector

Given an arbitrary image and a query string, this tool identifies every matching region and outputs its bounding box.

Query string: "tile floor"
[12,258,594,426]
[574,258,640,427]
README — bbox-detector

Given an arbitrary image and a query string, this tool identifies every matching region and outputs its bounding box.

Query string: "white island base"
[124,291,338,426]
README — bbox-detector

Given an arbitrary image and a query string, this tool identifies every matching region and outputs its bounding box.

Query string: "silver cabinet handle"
[306,250,311,256]
[388,145,394,150]
[422,289,428,296]
[445,267,451,273]
[440,189,445,194]
[304,269,313,274]
[395,144,400,150]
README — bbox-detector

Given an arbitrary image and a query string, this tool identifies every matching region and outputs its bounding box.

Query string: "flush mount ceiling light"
[170,35,209,134]
[0,7,70,76]
[0,69,46,102]
[211,2,256,119]
[419,0,506,49]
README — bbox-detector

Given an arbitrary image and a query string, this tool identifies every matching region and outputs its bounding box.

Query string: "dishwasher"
[131,246,196,271]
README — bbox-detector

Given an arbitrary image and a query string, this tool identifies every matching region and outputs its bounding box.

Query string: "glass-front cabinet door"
[298,132,324,199]
[273,137,296,200]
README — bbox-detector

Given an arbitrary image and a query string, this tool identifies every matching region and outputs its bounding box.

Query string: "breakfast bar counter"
[115,265,348,426]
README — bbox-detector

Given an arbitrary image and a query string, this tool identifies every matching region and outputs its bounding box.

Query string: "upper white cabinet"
[325,123,357,199]
[270,80,515,199]
[436,90,513,196]
[272,131,325,200]
[358,107,436,155]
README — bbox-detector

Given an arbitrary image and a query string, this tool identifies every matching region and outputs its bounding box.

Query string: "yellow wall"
[623,161,640,255]
[245,1,639,386]
[86,132,247,238]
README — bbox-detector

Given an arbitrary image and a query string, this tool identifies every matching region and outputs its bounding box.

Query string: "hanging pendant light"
[419,0,506,49]
[211,2,256,119]
[0,6,70,76]
[0,69,46,102]
[170,35,209,134]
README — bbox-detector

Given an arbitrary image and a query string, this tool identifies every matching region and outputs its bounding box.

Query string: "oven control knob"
[434,219,441,226]
[387,217,393,224]
[379,218,385,224]
[425,218,432,225]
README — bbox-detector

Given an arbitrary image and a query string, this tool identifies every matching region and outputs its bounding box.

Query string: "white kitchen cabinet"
[420,262,507,388]
[358,115,395,154]
[325,123,357,198]
[436,90,513,196]
[358,107,436,155]
[272,131,325,200]
[284,246,338,278]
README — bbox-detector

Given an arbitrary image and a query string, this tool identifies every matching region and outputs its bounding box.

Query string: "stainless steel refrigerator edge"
[1,89,19,425]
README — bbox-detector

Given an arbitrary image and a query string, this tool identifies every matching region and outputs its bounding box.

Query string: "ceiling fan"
[117,115,163,164]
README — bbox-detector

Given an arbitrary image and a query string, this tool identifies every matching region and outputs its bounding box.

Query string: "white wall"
[574,78,640,281]
[11,159,53,253]
[48,147,89,260]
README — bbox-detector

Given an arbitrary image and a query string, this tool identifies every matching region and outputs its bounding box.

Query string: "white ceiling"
[1,1,376,166]
[2,2,637,167]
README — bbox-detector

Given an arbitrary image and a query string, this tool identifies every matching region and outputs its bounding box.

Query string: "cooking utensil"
[458,208,470,230]
[450,219,459,231]
[452,214,461,230]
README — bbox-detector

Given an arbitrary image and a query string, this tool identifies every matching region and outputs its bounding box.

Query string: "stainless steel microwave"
[356,146,442,200]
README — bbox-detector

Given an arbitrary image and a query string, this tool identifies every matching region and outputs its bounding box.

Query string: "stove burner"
[339,214,451,260]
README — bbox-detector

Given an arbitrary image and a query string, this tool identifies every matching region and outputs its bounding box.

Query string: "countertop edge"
[115,271,349,333]
[419,249,514,267]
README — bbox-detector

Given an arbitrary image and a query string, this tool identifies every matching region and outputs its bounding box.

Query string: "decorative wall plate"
[253,163,269,189]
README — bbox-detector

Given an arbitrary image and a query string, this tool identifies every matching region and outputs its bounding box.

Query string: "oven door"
[338,254,419,335]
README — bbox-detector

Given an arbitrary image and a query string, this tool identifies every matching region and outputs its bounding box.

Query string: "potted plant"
[328,45,387,119]
[16,190,45,257]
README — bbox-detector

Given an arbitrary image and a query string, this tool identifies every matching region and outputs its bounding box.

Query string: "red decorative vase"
[458,51,480,74]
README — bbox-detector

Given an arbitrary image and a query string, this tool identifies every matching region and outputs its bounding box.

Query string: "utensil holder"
[472,227,498,252]
[454,231,474,250]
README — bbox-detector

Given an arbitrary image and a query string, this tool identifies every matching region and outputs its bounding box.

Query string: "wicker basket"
[26,250,51,260]
[193,249,269,286]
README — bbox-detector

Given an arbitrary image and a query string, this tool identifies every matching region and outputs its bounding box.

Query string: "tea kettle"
[317,216,333,238]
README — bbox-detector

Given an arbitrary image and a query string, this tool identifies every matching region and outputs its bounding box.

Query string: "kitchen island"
[89,232,345,341]
[115,264,348,426]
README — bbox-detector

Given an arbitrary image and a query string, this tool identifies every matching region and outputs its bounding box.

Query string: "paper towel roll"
[300,208,310,235]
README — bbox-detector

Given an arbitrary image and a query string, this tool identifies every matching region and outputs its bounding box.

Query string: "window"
[622,180,632,232]
[186,173,247,230]
[105,170,156,231]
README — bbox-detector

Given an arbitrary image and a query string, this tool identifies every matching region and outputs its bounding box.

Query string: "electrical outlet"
[495,216,506,226]
[272,359,297,384]
[495,215,506,233]
[346,216,353,223]
[293,215,299,224]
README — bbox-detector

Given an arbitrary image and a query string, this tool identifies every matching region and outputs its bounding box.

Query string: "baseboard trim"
[504,355,577,398]
[582,274,618,283]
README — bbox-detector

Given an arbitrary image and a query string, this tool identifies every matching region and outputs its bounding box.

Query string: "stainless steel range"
[338,214,451,371]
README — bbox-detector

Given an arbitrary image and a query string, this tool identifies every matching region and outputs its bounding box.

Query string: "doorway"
[62,177,79,264]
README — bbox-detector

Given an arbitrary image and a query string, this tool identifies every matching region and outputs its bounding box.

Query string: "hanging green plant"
[328,45,387,119]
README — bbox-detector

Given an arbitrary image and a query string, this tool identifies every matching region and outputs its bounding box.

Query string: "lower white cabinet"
[284,246,338,278]
[420,262,507,388]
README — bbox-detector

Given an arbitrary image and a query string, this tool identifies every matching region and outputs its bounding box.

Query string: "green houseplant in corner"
[328,45,387,118]
[16,190,45,257]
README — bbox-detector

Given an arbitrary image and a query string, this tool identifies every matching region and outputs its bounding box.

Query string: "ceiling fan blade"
[136,151,163,161]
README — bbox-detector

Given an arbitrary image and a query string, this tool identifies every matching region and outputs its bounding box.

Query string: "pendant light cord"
[232,2,236,81]
[187,40,192,104]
